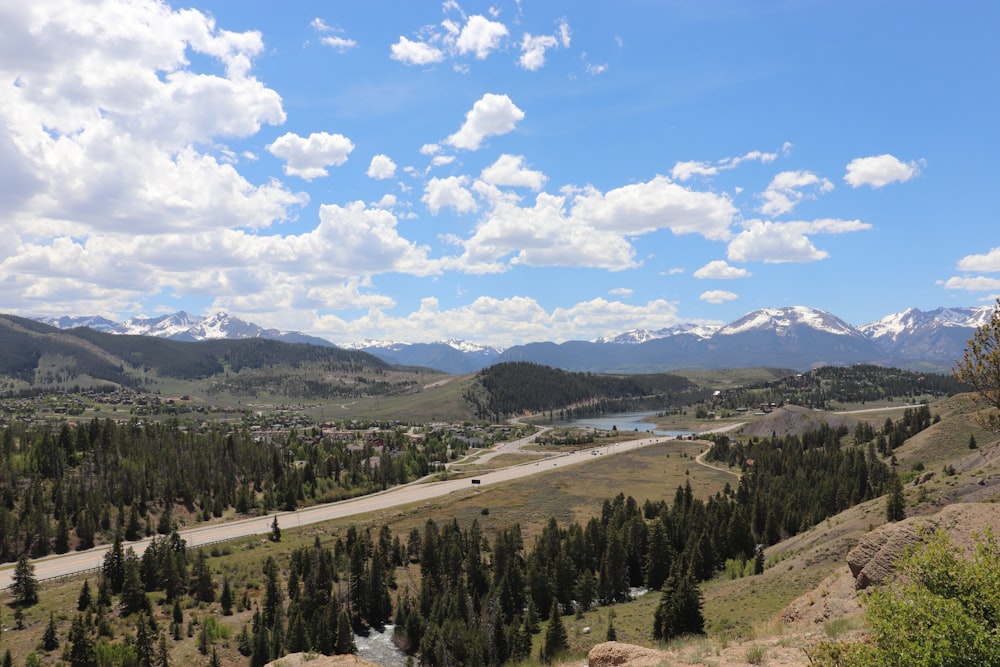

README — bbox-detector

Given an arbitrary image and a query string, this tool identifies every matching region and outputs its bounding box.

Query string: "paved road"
[0,432,683,590]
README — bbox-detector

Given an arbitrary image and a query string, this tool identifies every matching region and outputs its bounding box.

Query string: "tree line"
[0,417,470,563]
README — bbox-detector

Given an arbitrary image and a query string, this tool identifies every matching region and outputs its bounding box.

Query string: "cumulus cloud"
[844,154,922,188]
[422,176,478,214]
[2,197,443,318]
[957,246,1000,273]
[454,15,508,58]
[391,13,508,67]
[336,295,683,347]
[609,287,633,297]
[693,260,751,279]
[445,93,525,150]
[519,34,558,71]
[759,170,834,216]
[941,276,1000,292]
[480,154,546,190]
[367,154,397,180]
[727,218,870,264]
[267,132,355,180]
[700,290,739,304]
[0,0,307,243]
[449,175,738,273]
[390,36,444,65]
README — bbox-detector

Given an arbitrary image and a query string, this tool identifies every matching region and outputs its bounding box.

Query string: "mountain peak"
[717,306,860,337]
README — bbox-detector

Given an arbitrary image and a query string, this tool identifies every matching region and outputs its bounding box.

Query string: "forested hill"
[0,313,388,387]
[709,364,968,411]
[465,361,708,420]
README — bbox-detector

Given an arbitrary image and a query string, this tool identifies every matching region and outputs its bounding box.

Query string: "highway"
[0,432,682,590]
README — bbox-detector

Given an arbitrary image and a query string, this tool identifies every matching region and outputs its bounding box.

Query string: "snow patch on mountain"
[717,306,859,337]
[595,323,721,344]
[860,306,996,342]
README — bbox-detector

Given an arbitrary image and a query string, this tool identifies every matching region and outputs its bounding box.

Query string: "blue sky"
[2,0,998,346]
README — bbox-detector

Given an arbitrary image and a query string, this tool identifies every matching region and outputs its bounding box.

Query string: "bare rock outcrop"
[845,503,1000,591]
[587,641,665,667]
[846,522,922,590]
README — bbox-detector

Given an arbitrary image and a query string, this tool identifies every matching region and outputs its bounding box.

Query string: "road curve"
[0,433,684,590]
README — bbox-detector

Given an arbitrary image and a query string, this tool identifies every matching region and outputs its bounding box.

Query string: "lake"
[547,411,693,437]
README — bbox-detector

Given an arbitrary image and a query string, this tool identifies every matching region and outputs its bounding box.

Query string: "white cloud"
[557,18,572,48]
[339,295,683,347]
[455,15,508,59]
[725,217,868,264]
[609,287,633,297]
[693,260,751,279]
[311,18,333,32]
[759,170,834,216]
[391,13,509,67]
[445,93,525,151]
[321,36,358,53]
[267,131,355,180]
[957,246,1000,272]
[422,176,478,214]
[450,175,737,273]
[420,143,442,155]
[432,155,456,167]
[672,147,784,182]
[670,161,718,182]
[519,33,558,71]
[942,276,1000,292]
[700,290,739,304]
[1,199,441,318]
[568,176,736,240]
[844,154,922,188]
[367,154,397,180]
[480,154,546,190]
[586,63,608,75]
[373,194,397,209]
[390,36,444,65]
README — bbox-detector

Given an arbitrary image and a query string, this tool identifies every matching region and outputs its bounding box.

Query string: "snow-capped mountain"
[717,306,863,337]
[345,339,505,374]
[859,306,995,343]
[857,306,993,363]
[30,304,993,374]
[34,315,119,332]
[595,323,721,345]
[37,311,334,348]
[116,311,205,338]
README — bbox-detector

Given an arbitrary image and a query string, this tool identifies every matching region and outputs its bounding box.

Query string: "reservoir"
[547,411,693,437]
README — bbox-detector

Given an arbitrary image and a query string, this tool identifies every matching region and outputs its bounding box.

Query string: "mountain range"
[33,305,993,375]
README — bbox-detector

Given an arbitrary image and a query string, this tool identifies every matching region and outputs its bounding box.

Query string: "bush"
[812,529,1000,666]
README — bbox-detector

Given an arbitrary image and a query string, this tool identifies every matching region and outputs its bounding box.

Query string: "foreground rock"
[846,502,1000,590]
[587,641,667,667]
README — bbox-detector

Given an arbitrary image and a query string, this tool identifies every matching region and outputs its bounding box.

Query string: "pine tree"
[220,577,234,616]
[336,608,356,654]
[270,516,281,542]
[68,614,97,667]
[885,470,906,522]
[189,549,215,603]
[77,579,93,611]
[103,532,125,594]
[11,552,39,606]
[42,612,59,651]
[542,600,568,662]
